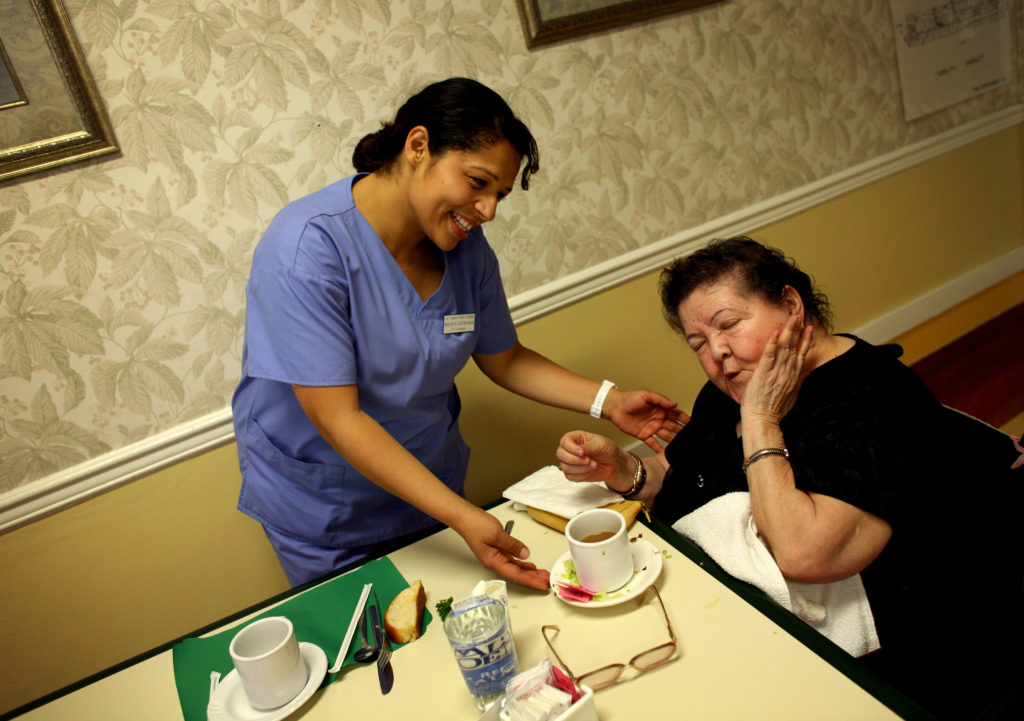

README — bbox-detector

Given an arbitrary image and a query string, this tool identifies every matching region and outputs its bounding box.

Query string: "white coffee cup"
[228,616,308,710]
[565,508,633,593]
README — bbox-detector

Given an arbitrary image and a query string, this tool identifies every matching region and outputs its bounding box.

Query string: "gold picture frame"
[516,0,721,49]
[0,0,117,183]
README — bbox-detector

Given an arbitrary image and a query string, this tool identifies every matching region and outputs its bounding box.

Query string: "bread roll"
[385,579,426,644]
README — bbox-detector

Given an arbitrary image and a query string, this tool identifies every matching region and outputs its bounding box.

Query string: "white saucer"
[207,642,327,721]
[550,537,663,608]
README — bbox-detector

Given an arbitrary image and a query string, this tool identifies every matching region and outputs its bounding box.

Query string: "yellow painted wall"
[1,127,1021,715]
[0,445,289,713]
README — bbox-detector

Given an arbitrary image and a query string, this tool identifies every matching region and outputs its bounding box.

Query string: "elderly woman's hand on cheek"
[556,431,627,485]
[742,314,814,425]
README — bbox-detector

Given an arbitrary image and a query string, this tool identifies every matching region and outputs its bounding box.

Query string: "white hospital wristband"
[590,380,617,419]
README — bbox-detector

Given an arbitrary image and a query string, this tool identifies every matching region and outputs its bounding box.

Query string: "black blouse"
[659,336,937,524]
[657,335,1023,719]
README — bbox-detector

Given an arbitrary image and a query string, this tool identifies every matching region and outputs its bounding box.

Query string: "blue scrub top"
[232,174,518,547]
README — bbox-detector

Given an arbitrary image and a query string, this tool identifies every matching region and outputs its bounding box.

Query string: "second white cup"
[228,616,308,710]
[565,508,633,593]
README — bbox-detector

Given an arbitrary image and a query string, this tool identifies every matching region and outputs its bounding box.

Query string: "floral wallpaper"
[0,0,1020,493]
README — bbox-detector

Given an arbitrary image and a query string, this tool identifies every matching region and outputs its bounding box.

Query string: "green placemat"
[172,557,432,721]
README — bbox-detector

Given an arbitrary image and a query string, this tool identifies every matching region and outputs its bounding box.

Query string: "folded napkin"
[672,492,880,657]
[172,556,427,721]
[502,465,622,518]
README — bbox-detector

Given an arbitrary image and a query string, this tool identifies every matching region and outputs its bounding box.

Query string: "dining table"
[5,500,934,721]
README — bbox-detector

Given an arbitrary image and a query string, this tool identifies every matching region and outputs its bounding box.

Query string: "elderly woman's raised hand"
[556,430,626,484]
[742,314,813,424]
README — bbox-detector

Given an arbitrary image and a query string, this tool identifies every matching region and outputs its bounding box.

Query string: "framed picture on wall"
[0,0,118,183]
[0,39,28,111]
[516,0,721,48]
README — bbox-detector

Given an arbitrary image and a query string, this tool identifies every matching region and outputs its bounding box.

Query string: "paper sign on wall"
[891,0,1014,121]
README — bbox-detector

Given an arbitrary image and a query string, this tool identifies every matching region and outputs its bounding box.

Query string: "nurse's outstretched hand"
[453,508,550,590]
[606,389,689,452]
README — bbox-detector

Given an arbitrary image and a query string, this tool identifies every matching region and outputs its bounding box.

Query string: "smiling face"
[407,136,522,252]
[678,274,800,404]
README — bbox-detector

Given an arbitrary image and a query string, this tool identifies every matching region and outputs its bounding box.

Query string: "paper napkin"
[502,465,622,518]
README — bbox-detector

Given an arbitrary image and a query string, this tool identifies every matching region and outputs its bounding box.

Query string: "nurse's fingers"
[483,532,551,589]
[500,562,551,590]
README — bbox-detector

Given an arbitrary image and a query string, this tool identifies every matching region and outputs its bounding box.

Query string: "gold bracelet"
[620,452,647,499]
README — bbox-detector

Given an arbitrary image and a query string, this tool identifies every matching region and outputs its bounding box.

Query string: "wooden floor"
[910,302,1024,435]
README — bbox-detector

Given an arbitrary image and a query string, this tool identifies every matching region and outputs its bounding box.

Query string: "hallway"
[910,302,1024,435]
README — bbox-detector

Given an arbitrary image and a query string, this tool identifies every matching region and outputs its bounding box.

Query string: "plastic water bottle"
[443,594,520,710]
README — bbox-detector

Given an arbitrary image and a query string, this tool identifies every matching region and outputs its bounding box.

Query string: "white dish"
[550,537,663,608]
[207,642,327,721]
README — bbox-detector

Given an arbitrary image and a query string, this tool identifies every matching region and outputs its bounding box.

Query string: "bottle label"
[453,627,518,697]
[446,596,519,699]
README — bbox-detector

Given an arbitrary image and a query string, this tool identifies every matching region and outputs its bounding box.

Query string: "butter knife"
[369,603,394,694]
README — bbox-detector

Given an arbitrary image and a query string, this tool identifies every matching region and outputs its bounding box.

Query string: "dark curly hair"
[659,236,833,335]
[352,77,540,190]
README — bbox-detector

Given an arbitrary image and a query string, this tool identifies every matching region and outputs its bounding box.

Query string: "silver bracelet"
[742,447,790,474]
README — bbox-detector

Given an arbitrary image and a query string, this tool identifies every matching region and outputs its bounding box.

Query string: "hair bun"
[352,124,393,173]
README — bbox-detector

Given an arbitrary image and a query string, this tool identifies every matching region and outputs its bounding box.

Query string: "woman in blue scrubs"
[232,78,683,588]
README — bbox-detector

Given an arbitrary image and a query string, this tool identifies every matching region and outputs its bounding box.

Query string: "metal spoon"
[353,603,379,663]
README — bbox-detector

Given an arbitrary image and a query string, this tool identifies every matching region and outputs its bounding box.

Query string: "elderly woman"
[557,237,1023,720]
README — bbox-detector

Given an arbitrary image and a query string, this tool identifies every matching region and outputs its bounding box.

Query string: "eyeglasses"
[541,585,677,691]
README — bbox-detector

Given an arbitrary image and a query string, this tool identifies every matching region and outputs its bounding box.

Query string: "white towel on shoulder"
[672,491,880,657]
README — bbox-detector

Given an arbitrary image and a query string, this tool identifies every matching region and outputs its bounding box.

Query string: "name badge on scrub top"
[443,314,475,334]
